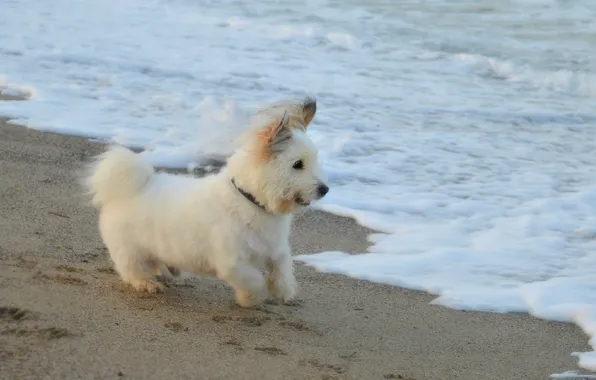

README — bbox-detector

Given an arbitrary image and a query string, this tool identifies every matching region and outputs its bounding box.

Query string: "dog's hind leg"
[266,248,298,303]
[109,248,164,293]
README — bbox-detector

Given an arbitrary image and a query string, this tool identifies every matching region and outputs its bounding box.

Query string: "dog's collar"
[231,178,270,213]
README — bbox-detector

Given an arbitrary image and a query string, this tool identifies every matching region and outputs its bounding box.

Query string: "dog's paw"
[268,276,298,304]
[166,266,181,277]
[155,265,181,279]
[131,279,164,294]
[235,289,267,308]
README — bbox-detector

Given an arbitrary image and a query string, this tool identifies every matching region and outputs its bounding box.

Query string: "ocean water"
[2,0,596,374]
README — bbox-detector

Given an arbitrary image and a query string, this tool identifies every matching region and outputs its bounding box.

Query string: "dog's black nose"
[317,184,329,198]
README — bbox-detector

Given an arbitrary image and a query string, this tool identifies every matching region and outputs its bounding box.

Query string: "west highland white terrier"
[83,97,329,307]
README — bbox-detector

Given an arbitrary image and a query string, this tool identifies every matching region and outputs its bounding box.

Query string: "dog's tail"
[83,145,154,209]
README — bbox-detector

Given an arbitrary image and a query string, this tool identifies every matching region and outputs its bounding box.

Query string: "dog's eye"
[292,160,304,170]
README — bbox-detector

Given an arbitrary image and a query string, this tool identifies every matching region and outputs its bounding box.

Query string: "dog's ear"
[302,97,316,129]
[258,111,292,154]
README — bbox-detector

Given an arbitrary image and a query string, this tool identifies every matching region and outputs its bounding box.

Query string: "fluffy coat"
[83,98,328,307]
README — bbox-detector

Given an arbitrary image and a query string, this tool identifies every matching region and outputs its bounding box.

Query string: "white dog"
[83,97,329,307]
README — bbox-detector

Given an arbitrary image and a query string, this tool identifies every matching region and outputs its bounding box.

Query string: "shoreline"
[0,104,593,379]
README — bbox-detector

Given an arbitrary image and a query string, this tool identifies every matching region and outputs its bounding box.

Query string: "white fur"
[83,101,328,307]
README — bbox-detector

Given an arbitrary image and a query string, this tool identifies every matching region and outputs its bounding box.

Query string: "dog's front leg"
[267,245,298,303]
[223,264,268,308]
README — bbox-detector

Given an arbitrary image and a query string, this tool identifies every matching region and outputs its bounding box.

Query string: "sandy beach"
[0,98,593,379]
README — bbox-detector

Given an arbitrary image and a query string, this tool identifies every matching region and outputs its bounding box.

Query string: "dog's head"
[227,97,329,215]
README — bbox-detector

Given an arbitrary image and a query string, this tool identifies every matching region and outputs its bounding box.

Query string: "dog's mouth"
[295,196,310,207]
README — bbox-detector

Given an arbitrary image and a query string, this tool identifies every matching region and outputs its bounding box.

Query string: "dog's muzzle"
[316,183,329,199]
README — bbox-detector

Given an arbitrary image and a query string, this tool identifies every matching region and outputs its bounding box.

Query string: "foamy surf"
[0,76,36,100]
[454,53,596,98]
